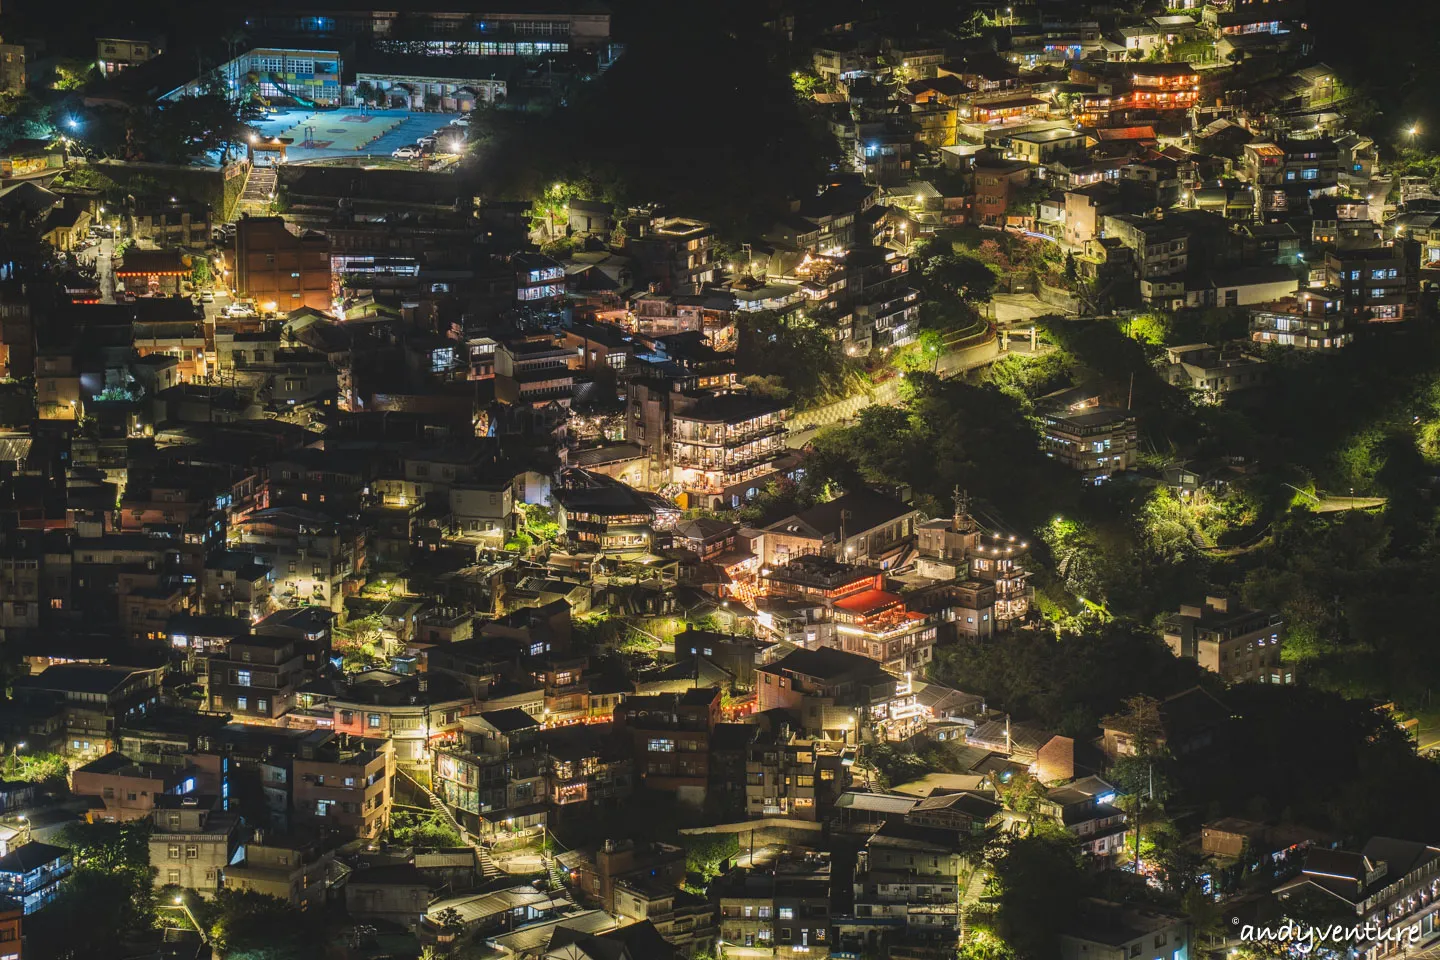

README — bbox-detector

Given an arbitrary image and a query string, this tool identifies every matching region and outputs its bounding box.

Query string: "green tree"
[737,310,861,404]
[985,821,1084,960]
[995,769,1049,820]
[390,810,463,848]
[203,888,321,960]
[26,867,156,959]
[433,906,464,934]
[60,819,152,871]
[51,58,94,91]
[683,833,739,882]
[519,503,561,543]
[917,251,998,302]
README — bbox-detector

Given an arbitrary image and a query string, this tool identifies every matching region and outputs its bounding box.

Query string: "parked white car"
[392,145,421,159]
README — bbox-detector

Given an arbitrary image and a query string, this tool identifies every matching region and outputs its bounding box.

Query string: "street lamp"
[166,897,209,943]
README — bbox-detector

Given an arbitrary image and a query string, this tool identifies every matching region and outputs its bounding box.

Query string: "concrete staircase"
[239,164,277,214]
[398,767,503,881]
[545,854,567,891]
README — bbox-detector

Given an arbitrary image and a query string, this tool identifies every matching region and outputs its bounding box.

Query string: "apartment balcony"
[551,778,589,805]
[672,447,787,477]
[672,420,788,446]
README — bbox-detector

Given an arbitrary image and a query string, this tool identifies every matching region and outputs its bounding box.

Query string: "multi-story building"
[1059,899,1190,960]
[544,726,633,810]
[576,839,686,915]
[241,5,612,50]
[830,588,937,676]
[757,556,882,651]
[0,898,20,955]
[149,795,241,897]
[512,253,567,307]
[743,729,847,821]
[96,33,164,74]
[624,213,716,294]
[914,496,1033,629]
[1243,138,1341,220]
[716,853,833,960]
[72,751,210,821]
[291,733,394,841]
[433,709,548,846]
[1163,596,1288,685]
[128,199,209,248]
[234,217,332,314]
[1390,210,1440,268]
[846,822,967,955]
[1102,213,1189,307]
[1249,287,1351,349]
[1117,63,1200,113]
[971,158,1033,226]
[327,671,475,770]
[207,635,304,723]
[1040,776,1129,858]
[0,42,25,95]
[1325,246,1414,323]
[759,489,919,570]
[0,292,35,380]
[1207,0,1306,37]
[554,469,655,556]
[224,838,334,910]
[670,393,790,508]
[613,688,721,806]
[1274,838,1440,960]
[755,647,919,742]
[16,664,164,760]
[202,552,274,622]
[1040,406,1139,483]
[0,842,72,914]
[1163,344,1270,401]
[230,507,362,612]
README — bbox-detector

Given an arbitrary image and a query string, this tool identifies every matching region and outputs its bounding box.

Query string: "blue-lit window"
[1301,168,1318,180]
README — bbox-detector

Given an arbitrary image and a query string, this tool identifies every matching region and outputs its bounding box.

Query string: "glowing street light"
[166,896,208,943]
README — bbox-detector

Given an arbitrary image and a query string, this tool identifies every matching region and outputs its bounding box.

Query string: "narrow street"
[77,237,116,303]
[785,330,1008,448]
